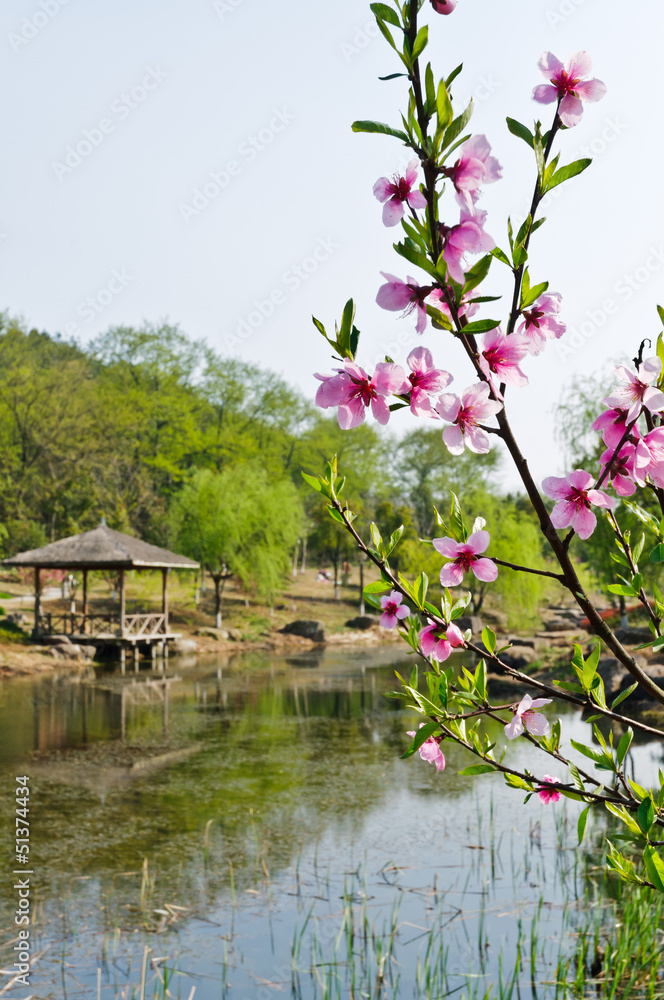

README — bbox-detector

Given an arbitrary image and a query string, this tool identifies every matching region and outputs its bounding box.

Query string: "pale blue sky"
[2,0,663,488]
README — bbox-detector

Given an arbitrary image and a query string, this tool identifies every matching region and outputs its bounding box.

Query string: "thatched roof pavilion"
[3,524,198,670]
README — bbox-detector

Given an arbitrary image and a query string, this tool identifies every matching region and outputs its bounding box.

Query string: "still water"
[0,646,660,999]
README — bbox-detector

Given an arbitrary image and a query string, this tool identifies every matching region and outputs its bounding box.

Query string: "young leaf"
[481,626,496,654]
[616,727,634,767]
[577,805,590,845]
[506,117,534,148]
[370,2,401,26]
[400,720,440,759]
[643,844,664,892]
[459,763,496,776]
[545,157,592,192]
[352,120,409,143]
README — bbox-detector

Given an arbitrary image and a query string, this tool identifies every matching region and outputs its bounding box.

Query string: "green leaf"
[481,626,496,654]
[352,120,410,143]
[436,78,453,132]
[374,15,397,49]
[442,99,473,151]
[521,280,549,309]
[461,318,501,334]
[326,506,346,524]
[607,584,638,597]
[577,805,590,845]
[545,157,592,192]
[582,643,601,692]
[370,2,401,25]
[616,727,634,767]
[491,247,512,268]
[449,491,467,542]
[637,796,656,834]
[650,543,664,564]
[386,524,405,557]
[445,62,463,89]
[394,240,438,278]
[413,571,428,608]
[411,24,428,60]
[643,844,664,892]
[364,579,392,594]
[463,253,492,292]
[458,763,497,776]
[570,739,615,771]
[301,472,323,493]
[401,720,440,759]
[611,682,639,710]
[506,117,534,149]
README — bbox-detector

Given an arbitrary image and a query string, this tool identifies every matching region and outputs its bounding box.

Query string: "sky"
[3,0,664,490]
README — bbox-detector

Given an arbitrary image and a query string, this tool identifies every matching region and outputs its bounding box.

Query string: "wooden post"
[120,645,126,675]
[161,568,169,633]
[133,644,139,673]
[33,567,41,639]
[82,568,88,635]
[151,643,157,670]
[119,569,126,636]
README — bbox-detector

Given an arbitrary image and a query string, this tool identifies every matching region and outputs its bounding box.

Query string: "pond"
[0,646,661,999]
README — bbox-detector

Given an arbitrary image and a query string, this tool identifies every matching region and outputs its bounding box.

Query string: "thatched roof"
[3,525,199,570]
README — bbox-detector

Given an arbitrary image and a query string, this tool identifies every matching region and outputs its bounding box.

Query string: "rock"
[544,619,574,632]
[345,615,379,631]
[172,638,198,655]
[196,627,230,641]
[454,615,483,635]
[41,635,72,646]
[596,654,649,699]
[279,620,326,643]
[614,627,654,646]
[5,612,29,626]
[226,628,243,642]
[481,609,508,630]
[78,644,98,660]
[499,645,540,670]
[507,637,535,648]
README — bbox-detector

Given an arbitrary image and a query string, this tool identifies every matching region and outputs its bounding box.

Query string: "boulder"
[499,645,540,670]
[279,620,326,643]
[614,627,654,646]
[226,628,244,642]
[507,637,536,648]
[196,627,230,641]
[345,615,379,631]
[454,615,483,635]
[481,609,509,630]
[544,619,575,632]
[41,635,72,646]
[5,612,29,626]
[596,655,650,699]
[172,638,198,655]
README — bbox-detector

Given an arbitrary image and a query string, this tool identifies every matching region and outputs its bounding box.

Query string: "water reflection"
[0,647,660,999]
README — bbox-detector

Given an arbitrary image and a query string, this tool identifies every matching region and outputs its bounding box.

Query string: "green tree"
[169,467,304,624]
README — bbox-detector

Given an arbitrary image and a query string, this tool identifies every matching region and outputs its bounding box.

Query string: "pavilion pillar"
[82,568,88,635]
[32,567,41,639]
[161,568,169,633]
[119,569,126,636]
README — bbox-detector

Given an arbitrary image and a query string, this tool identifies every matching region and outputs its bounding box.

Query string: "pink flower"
[592,406,631,450]
[373,158,427,227]
[401,347,452,418]
[437,382,503,455]
[504,694,552,740]
[599,443,637,497]
[430,0,456,12]
[441,207,495,285]
[533,51,607,128]
[376,273,429,333]
[406,723,446,771]
[517,293,566,355]
[603,358,664,422]
[315,359,405,429]
[434,530,498,587]
[537,775,561,804]
[428,286,479,324]
[634,428,664,488]
[478,328,529,394]
[442,135,502,209]
[379,590,410,629]
[541,469,615,540]
[419,620,465,662]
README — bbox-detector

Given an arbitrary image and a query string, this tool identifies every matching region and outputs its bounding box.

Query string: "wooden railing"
[37,612,167,638]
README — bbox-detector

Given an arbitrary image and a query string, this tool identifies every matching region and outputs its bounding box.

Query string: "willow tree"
[170,467,304,625]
